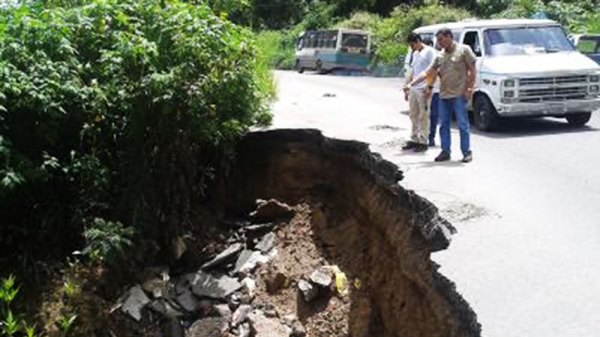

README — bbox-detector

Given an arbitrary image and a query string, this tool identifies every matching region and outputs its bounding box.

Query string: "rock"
[255,232,276,253]
[243,222,276,232]
[162,318,184,337]
[175,273,198,294]
[186,317,227,337]
[190,272,241,299]
[121,285,151,321]
[241,278,257,298]
[231,304,253,327]
[213,304,232,321]
[175,290,199,313]
[297,280,318,302]
[238,323,251,337]
[142,277,170,299]
[248,311,290,337]
[149,299,184,319]
[309,267,333,288]
[250,199,294,222]
[281,314,306,336]
[201,243,243,270]
[172,236,188,260]
[234,250,272,276]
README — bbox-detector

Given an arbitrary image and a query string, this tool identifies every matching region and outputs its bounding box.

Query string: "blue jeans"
[429,93,440,145]
[439,96,471,156]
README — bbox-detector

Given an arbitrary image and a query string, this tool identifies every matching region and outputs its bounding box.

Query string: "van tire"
[295,60,304,73]
[566,112,591,126]
[473,95,500,131]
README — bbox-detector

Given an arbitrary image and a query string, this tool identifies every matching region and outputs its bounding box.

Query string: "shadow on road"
[473,117,600,138]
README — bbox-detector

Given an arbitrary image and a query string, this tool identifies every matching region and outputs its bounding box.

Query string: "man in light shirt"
[402,33,436,152]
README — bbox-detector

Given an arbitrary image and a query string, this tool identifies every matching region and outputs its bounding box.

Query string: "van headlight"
[503,79,517,87]
[590,75,600,83]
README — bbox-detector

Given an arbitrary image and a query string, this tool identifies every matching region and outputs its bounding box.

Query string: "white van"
[414,19,600,130]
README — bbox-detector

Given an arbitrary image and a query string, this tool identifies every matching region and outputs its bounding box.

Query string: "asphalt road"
[267,70,600,337]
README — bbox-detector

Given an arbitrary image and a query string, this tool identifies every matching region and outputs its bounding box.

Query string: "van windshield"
[484,26,574,56]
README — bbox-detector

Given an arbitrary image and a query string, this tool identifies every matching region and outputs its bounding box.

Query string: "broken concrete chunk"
[175,273,197,295]
[255,232,276,253]
[121,285,151,321]
[175,290,199,313]
[234,250,254,274]
[309,267,333,288]
[201,243,243,270]
[248,311,290,337]
[190,272,241,299]
[231,304,253,327]
[142,277,170,299]
[243,222,276,232]
[297,280,318,302]
[250,199,294,222]
[185,317,228,337]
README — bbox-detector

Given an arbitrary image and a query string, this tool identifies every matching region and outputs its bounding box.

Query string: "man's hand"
[424,86,432,101]
[464,87,475,101]
[403,84,411,101]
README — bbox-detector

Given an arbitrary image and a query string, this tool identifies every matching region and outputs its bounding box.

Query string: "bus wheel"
[295,60,304,74]
[316,60,323,73]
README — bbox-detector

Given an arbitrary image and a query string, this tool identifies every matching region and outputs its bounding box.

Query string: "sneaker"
[413,144,428,152]
[462,151,473,163]
[402,141,417,150]
[434,151,451,162]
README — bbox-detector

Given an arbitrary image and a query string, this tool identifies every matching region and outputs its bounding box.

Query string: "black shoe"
[428,140,436,147]
[413,144,428,152]
[462,151,473,163]
[402,141,417,150]
[434,151,450,162]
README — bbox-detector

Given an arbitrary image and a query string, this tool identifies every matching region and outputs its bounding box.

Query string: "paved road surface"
[268,70,600,337]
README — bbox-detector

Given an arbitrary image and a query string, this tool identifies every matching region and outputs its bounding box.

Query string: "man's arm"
[465,62,476,99]
[404,64,436,90]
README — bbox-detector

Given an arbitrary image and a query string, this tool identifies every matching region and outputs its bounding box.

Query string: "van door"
[462,30,483,88]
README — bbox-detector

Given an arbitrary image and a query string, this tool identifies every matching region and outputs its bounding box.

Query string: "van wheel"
[566,112,591,126]
[295,60,304,74]
[473,95,500,131]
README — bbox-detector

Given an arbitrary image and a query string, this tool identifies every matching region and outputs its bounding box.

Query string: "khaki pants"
[408,88,430,145]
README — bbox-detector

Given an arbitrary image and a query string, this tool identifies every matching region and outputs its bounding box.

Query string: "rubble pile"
[115,199,353,337]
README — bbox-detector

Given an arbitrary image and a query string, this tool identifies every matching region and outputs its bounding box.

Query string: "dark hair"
[407,33,421,43]
[435,28,453,38]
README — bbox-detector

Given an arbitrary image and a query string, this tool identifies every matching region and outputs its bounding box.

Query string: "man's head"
[435,28,454,51]
[407,33,423,51]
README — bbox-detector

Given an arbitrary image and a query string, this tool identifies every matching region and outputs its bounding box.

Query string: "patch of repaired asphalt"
[439,201,491,223]
[368,125,403,132]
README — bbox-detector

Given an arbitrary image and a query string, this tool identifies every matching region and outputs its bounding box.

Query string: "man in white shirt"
[402,33,436,152]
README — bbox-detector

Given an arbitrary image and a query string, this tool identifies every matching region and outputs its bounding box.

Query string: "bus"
[294,29,371,73]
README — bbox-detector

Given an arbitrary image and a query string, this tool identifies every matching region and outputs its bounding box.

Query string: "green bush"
[0,0,273,269]
[256,30,297,70]
[371,3,471,64]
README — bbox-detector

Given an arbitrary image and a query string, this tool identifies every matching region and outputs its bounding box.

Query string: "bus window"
[342,33,368,49]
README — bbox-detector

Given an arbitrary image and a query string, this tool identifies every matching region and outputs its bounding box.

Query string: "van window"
[341,33,368,49]
[463,31,482,56]
[577,36,600,54]
[483,26,574,56]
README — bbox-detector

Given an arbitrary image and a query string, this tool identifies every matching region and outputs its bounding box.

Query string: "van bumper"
[496,97,600,116]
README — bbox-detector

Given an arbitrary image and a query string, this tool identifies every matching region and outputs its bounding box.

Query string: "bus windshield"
[484,26,574,56]
[341,33,368,49]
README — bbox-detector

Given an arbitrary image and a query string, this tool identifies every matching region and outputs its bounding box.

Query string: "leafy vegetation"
[0,0,273,275]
